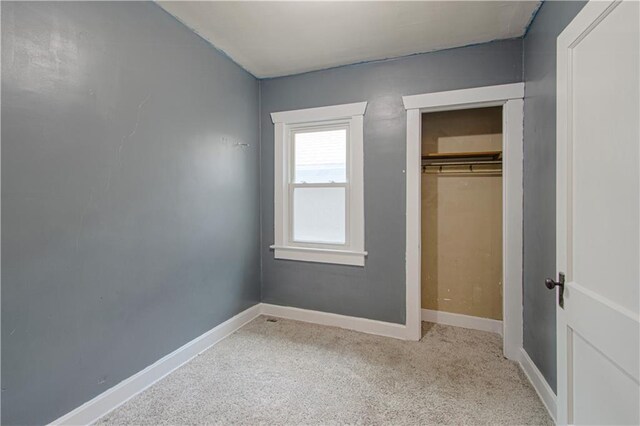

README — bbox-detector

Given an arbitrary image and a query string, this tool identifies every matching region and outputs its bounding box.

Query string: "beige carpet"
[97,317,552,425]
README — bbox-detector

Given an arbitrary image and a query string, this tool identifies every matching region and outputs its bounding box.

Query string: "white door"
[555,0,640,424]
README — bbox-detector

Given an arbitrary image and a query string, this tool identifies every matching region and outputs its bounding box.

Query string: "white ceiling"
[158,1,541,79]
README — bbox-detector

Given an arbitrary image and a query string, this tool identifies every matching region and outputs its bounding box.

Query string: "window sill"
[270,245,367,266]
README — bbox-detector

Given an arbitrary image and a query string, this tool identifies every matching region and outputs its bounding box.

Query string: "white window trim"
[270,102,368,266]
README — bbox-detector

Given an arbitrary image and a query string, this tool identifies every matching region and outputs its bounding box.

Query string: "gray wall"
[260,39,523,324]
[522,0,586,393]
[1,2,260,424]
[1,1,588,421]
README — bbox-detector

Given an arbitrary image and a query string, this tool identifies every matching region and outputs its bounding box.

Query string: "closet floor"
[97,317,551,425]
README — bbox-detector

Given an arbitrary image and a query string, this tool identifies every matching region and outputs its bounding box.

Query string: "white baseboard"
[421,309,503,336]
[50,303,409,425]
[47,302,550,426]
[518,348,557,422]
[49,304,262,426]
[261,303,409,340]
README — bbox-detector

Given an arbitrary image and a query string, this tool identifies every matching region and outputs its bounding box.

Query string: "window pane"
[294,129,346,183]
[293,187,346,244]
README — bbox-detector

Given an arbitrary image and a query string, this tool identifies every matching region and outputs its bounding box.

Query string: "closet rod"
[423,160,502,167]
[422,164,502,174]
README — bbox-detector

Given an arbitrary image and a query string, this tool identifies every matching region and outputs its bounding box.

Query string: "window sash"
[288,182,350,247]
[287,122,351,249]
[290,123,350,184]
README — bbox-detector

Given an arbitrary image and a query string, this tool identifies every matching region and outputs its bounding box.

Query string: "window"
[270,102,367,266]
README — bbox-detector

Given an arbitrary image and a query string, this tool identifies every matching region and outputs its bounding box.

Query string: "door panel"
[572,1,639,312]
[566,283,639,382]
[557,1,640,424]
[572,331,639,425]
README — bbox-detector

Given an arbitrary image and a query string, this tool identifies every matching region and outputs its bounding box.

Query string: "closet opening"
[421,106,504,335]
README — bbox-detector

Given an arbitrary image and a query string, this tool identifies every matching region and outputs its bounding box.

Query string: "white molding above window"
[270,102,368,266]
[271,102,367,125]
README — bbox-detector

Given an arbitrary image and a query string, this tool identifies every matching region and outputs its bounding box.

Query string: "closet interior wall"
[421,107,503,320]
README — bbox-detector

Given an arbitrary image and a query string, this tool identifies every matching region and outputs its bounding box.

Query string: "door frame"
[402,83,524,361]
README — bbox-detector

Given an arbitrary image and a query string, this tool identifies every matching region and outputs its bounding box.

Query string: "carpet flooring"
[97,317,552,425]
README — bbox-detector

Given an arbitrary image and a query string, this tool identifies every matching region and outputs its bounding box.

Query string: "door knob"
[545,272,565,308]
